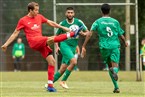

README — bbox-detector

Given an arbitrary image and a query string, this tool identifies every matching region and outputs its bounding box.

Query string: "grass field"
[0,71,145,97]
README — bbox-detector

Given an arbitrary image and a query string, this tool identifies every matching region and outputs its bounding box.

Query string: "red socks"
[54,32,74,42]
[48,65,55,87]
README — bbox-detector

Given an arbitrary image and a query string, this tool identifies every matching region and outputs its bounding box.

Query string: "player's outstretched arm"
[1,29,20,52]
[46,20,70,32]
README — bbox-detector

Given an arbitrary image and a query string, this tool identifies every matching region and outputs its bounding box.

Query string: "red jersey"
[16,14,48,40]
[16,14,52,58]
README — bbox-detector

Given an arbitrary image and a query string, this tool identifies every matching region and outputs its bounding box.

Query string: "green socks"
[53,69,72,82]
[109,67,119,89]
[53,72,61,83]
[105,64,108,68]
[62,69,71,81]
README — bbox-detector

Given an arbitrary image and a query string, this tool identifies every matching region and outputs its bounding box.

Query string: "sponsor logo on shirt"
[28,22,31,24]
[101,21,115,26]
[31,24,40,30]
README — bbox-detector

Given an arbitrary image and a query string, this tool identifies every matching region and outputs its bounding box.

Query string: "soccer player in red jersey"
[1,2,83,92]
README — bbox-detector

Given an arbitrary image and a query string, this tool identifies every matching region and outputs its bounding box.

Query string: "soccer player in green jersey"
[140,39,145,70]
[81,4,128,93]
[12,37,25,72]
[54,7,88,89]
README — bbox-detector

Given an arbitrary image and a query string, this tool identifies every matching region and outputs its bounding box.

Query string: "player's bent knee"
[71,60,77,65]
[47,40,54,46]
[70,58,77,65]
[47,37,55,46]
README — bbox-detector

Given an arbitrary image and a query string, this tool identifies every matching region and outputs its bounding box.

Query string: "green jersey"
[91,17,124,49]
[12,43,25,57]
[141,45,145,55]
[56,18,87,47]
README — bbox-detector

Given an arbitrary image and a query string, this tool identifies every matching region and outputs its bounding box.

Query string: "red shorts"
[27,36,52,58]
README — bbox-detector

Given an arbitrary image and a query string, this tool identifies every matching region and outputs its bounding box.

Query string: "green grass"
[0,71,145,97]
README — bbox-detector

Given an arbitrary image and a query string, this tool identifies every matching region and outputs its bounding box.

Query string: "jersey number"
[106,27,113,37]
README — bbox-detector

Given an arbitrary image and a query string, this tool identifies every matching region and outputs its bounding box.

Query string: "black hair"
[101,3,111,15]
[66,7,74,11]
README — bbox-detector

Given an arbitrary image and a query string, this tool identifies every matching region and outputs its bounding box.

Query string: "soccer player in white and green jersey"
[54,7,88,89]
[81,4,128,93]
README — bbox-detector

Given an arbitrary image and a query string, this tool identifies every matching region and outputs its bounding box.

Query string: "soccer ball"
[44,83,48,88]
[69,25,79,32]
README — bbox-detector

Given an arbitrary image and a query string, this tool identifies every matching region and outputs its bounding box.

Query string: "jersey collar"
[66,18,74,24]
[102,16,111,18]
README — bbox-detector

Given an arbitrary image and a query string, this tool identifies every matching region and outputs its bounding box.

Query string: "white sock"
[48,80,53,84]
[66,33,70,38]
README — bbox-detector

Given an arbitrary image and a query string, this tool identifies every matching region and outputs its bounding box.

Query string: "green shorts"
[60,42,76,65]
[100,48,120,64]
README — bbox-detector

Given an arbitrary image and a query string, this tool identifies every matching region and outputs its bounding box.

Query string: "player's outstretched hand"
[81,47,86,58]
[1,45,7,52]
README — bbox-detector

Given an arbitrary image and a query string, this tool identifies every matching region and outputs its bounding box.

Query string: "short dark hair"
[27,2,39,12]
[66,7,74,11]
[101,3,110,15]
